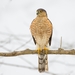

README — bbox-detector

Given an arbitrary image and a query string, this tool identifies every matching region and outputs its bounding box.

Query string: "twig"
[60,37,62,48]
[0,62,37,70]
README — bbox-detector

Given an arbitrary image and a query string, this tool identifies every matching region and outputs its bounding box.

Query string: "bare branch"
[0,62,37,70]
[50,60,75,66]
[0,48,75,57]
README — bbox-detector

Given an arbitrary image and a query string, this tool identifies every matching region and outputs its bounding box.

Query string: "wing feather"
[48,19,53,46]
[32,36,36,44]
[49,32,52,46]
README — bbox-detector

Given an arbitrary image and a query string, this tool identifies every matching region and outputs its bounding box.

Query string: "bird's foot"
[44,47,49,55]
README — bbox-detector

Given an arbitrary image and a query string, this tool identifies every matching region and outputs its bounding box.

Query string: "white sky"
[0,0,75,75]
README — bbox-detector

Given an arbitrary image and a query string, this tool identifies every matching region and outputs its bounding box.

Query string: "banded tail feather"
[38,50,48,72]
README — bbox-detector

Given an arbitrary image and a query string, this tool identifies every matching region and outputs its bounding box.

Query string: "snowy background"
[0,0,75,75]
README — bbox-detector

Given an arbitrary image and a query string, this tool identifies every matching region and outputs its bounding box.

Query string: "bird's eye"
[39,10,42,13]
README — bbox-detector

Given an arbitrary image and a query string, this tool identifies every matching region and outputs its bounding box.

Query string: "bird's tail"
[38,50,48,72]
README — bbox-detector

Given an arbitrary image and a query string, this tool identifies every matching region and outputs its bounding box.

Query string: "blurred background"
[0,0,75,75]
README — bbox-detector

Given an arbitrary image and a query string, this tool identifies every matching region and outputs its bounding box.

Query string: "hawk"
[30,8,53,72]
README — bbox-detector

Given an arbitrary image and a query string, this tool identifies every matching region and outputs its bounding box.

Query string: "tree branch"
[0,48,75,57]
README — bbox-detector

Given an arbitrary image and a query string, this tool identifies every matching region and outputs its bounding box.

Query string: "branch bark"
[0,48,75,57]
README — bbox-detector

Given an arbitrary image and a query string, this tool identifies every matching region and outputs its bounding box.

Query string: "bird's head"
[36,8,47,17]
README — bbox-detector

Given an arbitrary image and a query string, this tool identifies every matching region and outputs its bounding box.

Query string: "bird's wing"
[32,36,36,44]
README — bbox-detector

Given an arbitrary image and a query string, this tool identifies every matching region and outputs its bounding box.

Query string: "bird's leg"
[37,48,41,54]
[44,47,48,55]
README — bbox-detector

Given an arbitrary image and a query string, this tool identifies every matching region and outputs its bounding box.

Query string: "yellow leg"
[37,48,41,54]
[44,47,48,55]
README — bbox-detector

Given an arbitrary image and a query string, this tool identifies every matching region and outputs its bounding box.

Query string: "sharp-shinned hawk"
[30,8,53,72]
